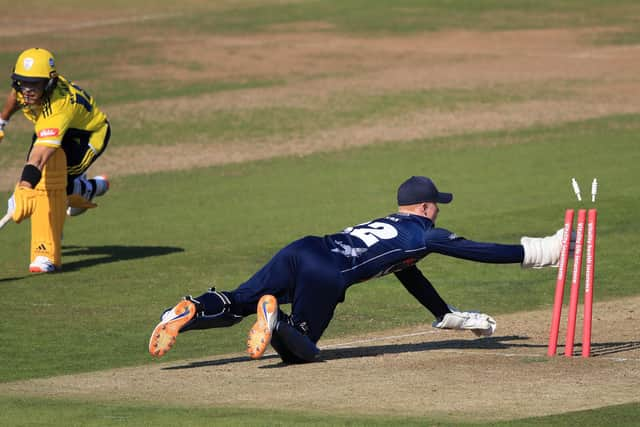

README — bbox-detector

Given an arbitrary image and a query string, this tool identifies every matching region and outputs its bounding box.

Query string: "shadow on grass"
[570,341,640,358]
[163,335,640,370]
[60,244,184,272]
[162,354,280,370]
[164,335,533,370]
[0,245,184,281]
[317,335,535,359]
[0,276,25,282]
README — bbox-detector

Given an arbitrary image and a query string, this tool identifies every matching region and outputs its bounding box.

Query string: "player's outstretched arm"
[395,266,496,337]
[394,266,450,319]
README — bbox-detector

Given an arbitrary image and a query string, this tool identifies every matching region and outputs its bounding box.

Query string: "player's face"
[16,80,46,105]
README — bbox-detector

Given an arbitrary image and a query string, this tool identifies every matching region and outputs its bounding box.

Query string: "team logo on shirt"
[38,128,60,138]
[331,240,368,258]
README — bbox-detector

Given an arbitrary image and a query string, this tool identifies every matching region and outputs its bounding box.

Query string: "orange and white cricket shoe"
[247,294,278,359]
[149,298,196,357]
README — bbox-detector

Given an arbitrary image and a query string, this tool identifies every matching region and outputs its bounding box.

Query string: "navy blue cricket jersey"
[324,213,524,287]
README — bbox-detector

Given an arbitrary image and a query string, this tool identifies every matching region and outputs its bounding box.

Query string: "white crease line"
[321,330,438,349]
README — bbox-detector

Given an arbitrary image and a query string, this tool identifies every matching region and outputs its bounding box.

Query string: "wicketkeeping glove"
[521,228,576,268]
[432,306,496,337]
[11,185,38,223]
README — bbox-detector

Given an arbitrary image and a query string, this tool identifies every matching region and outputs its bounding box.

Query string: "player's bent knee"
[270,334,307,364]
[272,320,319,363]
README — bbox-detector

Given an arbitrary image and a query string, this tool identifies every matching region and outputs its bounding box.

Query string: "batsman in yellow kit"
[0,48,111,273]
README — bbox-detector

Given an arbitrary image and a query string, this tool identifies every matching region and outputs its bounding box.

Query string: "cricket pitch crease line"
[321,330,439,349]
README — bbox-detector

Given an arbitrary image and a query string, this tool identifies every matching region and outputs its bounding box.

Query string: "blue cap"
[397,176,453,205]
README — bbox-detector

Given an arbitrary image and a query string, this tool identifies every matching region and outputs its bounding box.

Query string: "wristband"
[0,117,8,130]
[20,164,42,187]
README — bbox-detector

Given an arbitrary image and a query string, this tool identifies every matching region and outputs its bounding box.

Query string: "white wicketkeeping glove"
[521,228,575,268]
[432,306,496,337]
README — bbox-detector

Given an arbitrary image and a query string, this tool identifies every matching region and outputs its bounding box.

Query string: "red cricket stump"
[582,209,597,357]
[564,209,586,357]
[547,209,574,356]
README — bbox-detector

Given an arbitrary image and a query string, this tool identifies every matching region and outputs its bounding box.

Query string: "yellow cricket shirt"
[17,75,108,150]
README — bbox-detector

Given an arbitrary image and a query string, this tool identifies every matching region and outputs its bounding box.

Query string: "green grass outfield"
[1,114,638,379]
[1,115,638,425]
[1,397,639,427]
[2,0,640,425]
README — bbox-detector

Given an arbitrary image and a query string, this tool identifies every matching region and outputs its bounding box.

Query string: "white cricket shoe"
[29,256,56,273]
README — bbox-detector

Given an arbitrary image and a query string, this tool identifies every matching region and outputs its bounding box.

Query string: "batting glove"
[11,185,37,223]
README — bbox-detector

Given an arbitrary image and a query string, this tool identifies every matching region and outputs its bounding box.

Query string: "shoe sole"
[29,261,57,273]
[246,295,278,360]
[148,300,196,357]
[29,266,56,273]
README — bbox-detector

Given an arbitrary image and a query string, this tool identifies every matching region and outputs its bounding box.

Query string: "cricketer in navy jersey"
[325,213,523,287]
[149,176,567,364]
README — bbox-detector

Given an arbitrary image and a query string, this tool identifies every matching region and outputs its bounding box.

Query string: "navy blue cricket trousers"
[231,236,346,343]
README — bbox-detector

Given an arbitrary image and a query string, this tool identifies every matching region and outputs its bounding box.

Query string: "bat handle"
[0,212,12,229]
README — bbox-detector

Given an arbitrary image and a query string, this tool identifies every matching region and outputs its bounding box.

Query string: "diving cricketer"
[149,176,570,363]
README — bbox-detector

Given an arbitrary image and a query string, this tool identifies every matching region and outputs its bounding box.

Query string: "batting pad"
[31,149,67,267]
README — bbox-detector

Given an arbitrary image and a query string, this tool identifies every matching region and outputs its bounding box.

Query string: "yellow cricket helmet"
[11,48,58,92]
